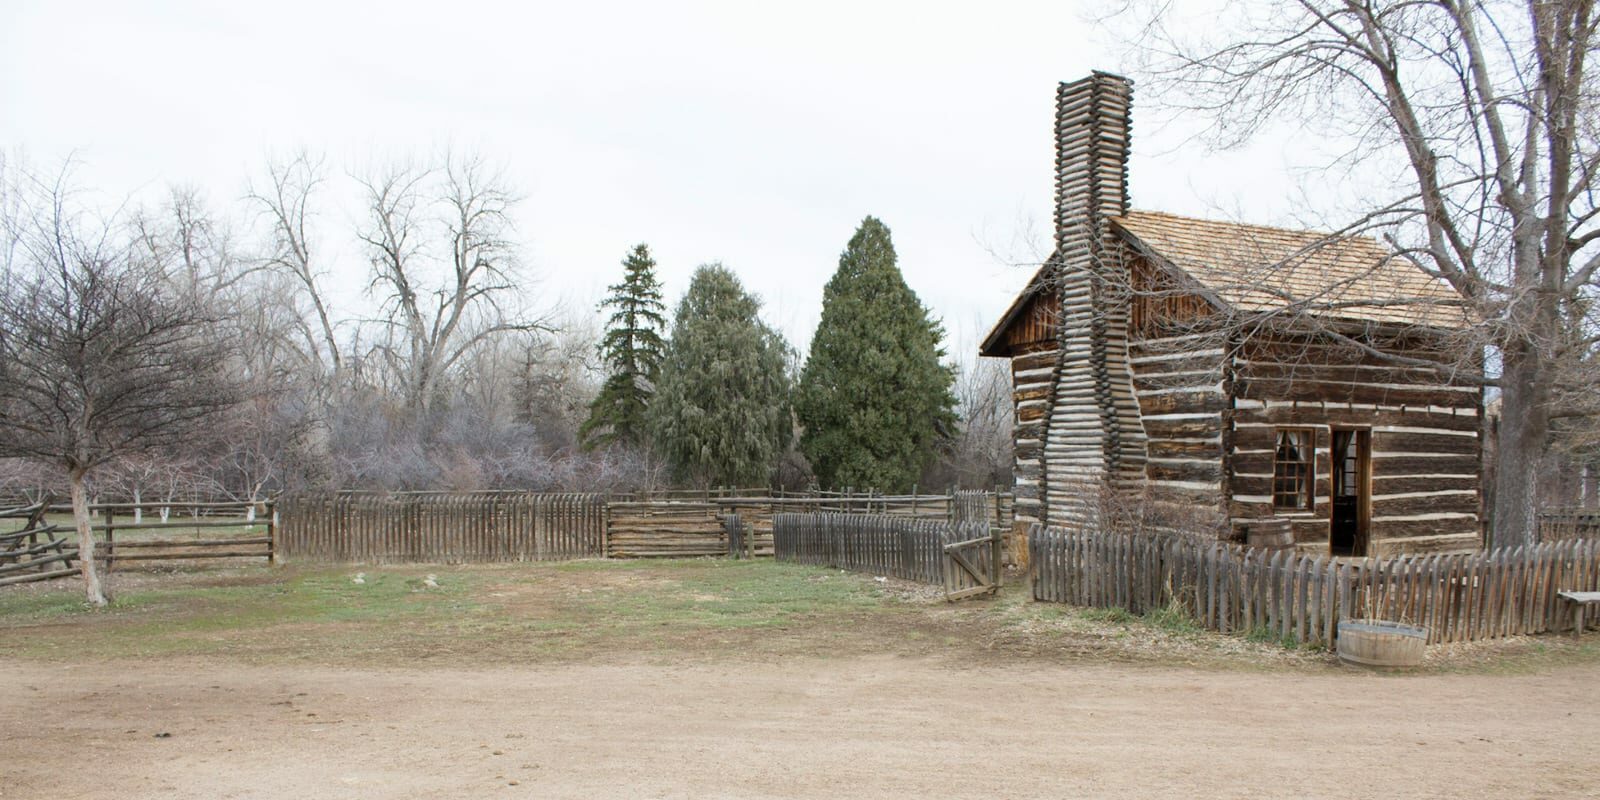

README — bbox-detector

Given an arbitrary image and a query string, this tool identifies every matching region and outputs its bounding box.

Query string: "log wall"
[1127,333,1229,532]
[1009,345,1056,530]
[1225,332,1484,555]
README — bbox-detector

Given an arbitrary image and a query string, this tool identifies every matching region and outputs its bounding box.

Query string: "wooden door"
[1330,429,1370,556]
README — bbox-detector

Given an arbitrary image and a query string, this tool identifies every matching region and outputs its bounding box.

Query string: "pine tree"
[648,264,792,487]
[579,244,667,449]
[796,216,956,492]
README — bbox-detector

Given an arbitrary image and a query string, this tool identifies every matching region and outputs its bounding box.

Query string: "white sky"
[1,0,1313,361]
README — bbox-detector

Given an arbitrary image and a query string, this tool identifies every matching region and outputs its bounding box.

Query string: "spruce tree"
[796,216,956,492]
[579,244,667,449]
[648,264,792,487]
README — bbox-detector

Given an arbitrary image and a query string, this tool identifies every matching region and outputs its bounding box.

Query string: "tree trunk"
[1492,342,1551,550]
[69,468,109,607]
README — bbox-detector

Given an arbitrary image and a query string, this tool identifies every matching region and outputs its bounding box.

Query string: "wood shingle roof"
[1111,210,1469,329]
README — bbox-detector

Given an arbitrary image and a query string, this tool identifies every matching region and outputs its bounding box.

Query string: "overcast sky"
[1,0,1312,360]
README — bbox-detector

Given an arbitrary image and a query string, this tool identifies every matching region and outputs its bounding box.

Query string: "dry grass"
[3,558,1597,672]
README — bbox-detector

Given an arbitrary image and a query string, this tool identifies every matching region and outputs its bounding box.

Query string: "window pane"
[1273,429,1313,510]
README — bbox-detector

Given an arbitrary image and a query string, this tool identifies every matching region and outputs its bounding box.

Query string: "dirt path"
[2,657,1595,799]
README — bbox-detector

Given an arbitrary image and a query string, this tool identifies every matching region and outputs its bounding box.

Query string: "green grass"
[0,568,485,660]
[7,559,1600,673]
[0,559,914,663]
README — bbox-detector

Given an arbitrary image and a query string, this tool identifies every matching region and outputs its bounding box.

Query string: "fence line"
[0,500,74,586]
[1030,525,1600,648]
[277,492,604,563]
[1540,508,1600,542]
[773,512,993,594]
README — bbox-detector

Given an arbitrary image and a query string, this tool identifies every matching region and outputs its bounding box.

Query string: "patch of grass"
[8,559,1600,674]
[1241,626,1299,649]
[0,559,921,664]
[0,567,485,660]
[1144,601,1202,635]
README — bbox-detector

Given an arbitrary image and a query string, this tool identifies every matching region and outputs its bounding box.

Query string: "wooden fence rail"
[277,493,605,564]
[1540,508,1600,542]
[1030,526,1600,649]
[0,500,74,586]
[773,513,994,594]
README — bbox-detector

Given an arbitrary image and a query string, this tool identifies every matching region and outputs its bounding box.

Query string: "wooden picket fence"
[272,490,1011,566]
[277,492,604,563]
[773,512,996,596]
[1030,525,1600,648]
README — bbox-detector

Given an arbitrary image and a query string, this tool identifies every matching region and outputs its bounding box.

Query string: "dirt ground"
[4,561,1599,798]
[3,656,1596,799]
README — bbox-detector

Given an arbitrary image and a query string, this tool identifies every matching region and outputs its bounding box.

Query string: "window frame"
[1271,427,1317,512]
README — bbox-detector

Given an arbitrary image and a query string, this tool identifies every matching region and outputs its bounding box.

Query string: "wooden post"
[990,517,1002,591]
[103,506,116,573]
[266,500,278,564]
[725,513,743,560]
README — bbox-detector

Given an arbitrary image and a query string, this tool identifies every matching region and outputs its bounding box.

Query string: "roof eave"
[978,257,1058,358]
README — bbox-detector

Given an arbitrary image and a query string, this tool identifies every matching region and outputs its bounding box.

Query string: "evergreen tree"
[648,264,792,487]
[579,244,667,449]
[796,216,956,492]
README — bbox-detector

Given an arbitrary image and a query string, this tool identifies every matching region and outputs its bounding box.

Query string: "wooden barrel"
[1337,620,1428,669]
[1246,518,1293,550]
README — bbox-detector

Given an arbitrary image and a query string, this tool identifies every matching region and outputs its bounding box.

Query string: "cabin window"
[1273,429,1315,511]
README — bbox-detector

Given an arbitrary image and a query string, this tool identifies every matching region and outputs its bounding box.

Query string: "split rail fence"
[1,499,271,585]
[61,500,274,566]
[1030,526,1600,649]
[0,500,74,586]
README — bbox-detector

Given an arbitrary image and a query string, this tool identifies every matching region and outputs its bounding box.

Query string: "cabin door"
[1330,429,1370,556]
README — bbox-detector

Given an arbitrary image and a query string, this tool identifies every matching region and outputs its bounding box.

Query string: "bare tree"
[0,166,237,605]
[1118,0,1600,547]
[356,152,551,416]
[248,151,343,376]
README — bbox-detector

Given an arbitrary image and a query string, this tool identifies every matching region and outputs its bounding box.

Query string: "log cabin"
[980,72,1484,557]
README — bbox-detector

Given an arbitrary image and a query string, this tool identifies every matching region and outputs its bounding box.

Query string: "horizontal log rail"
[99,536,271,549]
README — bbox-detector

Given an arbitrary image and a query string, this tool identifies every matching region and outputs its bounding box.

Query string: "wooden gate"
[941,523,1000,601]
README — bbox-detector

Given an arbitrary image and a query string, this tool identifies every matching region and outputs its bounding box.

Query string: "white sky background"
[1,0,1323,363]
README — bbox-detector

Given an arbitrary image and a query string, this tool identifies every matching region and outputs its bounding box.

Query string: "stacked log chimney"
[1040,72,1148,527]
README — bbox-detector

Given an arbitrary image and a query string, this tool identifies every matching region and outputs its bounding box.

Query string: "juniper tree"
[796,217,956,492]
[580,244,667,449]
[648,264,791,487]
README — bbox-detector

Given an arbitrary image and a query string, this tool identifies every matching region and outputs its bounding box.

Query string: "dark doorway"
[1330,429,1370,556]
